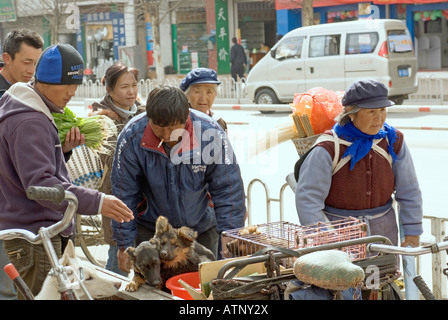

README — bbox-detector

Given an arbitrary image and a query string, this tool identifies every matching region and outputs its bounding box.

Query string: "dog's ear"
[155,216,171,235]
[125,247,136,262]
[178,226,197,245]
[149,238,160,248]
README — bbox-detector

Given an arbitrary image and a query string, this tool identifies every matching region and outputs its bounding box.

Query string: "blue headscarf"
[333,121,398,170]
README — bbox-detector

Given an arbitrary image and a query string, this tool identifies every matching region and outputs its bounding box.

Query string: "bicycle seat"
[293,250,365,291]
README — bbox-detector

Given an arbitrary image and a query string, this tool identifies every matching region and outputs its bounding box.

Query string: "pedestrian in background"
[230,37,246,83]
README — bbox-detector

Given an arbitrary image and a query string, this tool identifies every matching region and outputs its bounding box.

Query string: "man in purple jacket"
[0,44,134,298]
[0,28,44,301]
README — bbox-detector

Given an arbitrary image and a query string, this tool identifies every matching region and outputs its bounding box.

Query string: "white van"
[246,19,417,105]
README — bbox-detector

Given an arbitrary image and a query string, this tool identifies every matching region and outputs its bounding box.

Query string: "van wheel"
[255,88,280,104]
[390,96,404,105]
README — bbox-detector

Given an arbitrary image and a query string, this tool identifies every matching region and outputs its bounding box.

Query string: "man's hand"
[62,127,85,153]
[101,195,134,223]
[118,248,131,273]
[401,235,420,248]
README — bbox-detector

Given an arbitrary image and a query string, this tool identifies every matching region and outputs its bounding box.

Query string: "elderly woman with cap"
[180,67,227,131]
[295,80,422,248]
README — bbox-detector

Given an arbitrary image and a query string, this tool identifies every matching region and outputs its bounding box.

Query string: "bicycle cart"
[214,220,448,300]
[214,234,399,300]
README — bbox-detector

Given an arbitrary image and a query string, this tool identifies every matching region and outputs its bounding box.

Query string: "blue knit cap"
[35,44,84,85]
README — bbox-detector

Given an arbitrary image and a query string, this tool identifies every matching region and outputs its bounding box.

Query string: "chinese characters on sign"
[0,0,16,22]
[215,0,230,74]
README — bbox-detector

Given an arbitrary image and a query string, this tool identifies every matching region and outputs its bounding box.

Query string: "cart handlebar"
[0,185,78,244]
[368,241,448,256]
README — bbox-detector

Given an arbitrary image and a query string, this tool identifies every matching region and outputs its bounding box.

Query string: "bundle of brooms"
[253,113,317,157]
[290,113,321,156]
[255,88,343,157]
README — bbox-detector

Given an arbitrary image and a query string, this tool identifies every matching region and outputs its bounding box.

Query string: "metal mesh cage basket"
[291,134,321,156]
[222,218,367,268]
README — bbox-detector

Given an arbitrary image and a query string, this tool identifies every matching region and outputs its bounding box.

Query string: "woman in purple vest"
[295,80,422,248]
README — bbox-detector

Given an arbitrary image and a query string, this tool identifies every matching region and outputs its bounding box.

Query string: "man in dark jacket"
[112,86,246,272]
[0,44,134,298]
[230,37,246,83]
[0,29,43,98]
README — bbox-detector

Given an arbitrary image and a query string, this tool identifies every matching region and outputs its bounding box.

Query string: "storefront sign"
[0,0,16,22]
[375,0,447,3]
[146,22,154,66]
[82,11,126,60]
[276,0,448,9]
[275,0,360,10]
[215,0,230,74]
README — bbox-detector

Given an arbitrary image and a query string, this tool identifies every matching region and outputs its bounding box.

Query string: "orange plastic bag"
[291,87,344,134]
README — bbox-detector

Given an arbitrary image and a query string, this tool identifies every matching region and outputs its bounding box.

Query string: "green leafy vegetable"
[52,107,104,149]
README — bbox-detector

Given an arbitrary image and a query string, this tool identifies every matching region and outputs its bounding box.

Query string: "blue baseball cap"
[180,68,221,92]
[35,44,84,85]
[342,80,394,109]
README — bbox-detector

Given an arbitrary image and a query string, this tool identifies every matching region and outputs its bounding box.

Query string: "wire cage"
[222,218,367,268]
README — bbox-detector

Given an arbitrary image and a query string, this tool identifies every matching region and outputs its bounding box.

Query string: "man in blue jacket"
[112,86,246,270]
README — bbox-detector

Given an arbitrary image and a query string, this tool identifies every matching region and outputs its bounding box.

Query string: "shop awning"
[276,0,448,10]
[374,0,447,4]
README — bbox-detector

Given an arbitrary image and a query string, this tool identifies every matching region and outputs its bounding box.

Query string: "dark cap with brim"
[342,80,395,109]
[180,68,221,92]
[35,44,84,85]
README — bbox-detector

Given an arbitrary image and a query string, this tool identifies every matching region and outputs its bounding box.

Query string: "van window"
[387,30,413,53]
[309,35,340,57]
[274,36,304,60]
[346,32,379,54]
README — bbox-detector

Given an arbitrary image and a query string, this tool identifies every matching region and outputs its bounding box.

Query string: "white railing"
[75,77,248,101]
[418,215,448,300]
[408,73,448,104]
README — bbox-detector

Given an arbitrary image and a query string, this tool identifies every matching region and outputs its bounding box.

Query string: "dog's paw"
[125,281,141,292]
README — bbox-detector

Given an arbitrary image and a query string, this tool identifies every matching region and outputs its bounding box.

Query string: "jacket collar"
[5,82,56,126]
[141,114,199,156]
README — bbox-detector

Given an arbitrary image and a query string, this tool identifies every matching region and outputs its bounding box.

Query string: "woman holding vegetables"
[0,44,134,298]
[89,61,146,275]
